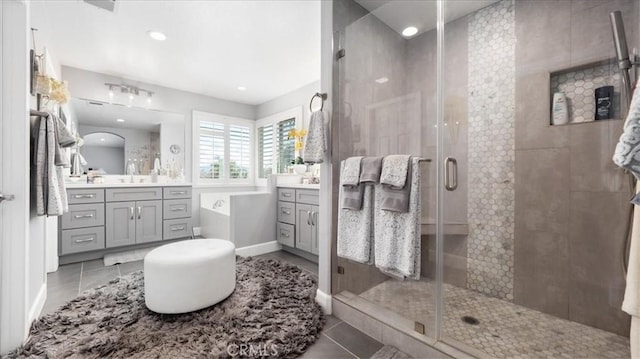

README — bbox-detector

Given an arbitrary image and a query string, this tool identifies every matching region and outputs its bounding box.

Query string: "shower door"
[330,0,440,342]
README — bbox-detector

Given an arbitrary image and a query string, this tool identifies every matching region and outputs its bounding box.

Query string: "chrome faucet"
[213,199,225,209]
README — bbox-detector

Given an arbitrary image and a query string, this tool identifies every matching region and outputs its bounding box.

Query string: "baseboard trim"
[315,289,332,314]
[28,283,47,323]
[235,241,282,257]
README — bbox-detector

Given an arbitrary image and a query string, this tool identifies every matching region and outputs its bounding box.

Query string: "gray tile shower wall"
[514,0,637,336]
[466,0,516,301]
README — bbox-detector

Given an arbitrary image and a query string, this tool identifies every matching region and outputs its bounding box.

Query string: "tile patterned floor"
[43,250,383,358]
[360,279,630,359]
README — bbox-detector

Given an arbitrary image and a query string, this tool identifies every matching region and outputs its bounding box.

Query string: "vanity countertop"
[66,182,192,189]
[276,184,320,190]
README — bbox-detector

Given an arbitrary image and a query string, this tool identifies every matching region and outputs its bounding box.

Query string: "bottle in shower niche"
[595,86,614,120]
[551,92,569,125]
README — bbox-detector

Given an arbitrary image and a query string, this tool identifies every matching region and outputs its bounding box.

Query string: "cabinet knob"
[130,207,135,220]
[137,206,142,220]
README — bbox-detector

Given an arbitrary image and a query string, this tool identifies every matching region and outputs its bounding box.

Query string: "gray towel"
[379,159,412,212]
[380,155,410,187]
[614,87,640,177]
[359,157,383,184]
[374,157,422,280]
[338,162,374,264]
[342,156,363,186]
[379,155,412,212]
[302,110,326,164]
[342,184,364,210]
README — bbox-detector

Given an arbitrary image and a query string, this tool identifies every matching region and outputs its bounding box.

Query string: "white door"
[1,0,32,354]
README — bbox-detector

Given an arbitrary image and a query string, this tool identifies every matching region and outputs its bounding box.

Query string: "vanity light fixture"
[105,83,154,107]
[402,26,418,37]
[116,118,125,123]
[237,86,247,91]
[375,77,389,84]
[147,30,167,41]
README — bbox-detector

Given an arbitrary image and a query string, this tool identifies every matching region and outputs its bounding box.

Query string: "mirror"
[69,98,185,175]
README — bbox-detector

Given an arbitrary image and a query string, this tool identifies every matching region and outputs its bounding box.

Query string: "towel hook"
[309,92,328,112]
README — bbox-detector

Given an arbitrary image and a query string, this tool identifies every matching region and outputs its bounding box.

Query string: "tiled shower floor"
[360,280,630,358]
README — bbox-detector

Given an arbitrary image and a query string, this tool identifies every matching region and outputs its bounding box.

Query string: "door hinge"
[414,321,426,334]
[336,49,345,60]
[337,266,345,274]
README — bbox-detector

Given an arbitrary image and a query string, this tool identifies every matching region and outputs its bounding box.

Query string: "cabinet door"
[311,205,319,255]
[136,200,163,243]
[295,203,313,252]
[106,201,136,248]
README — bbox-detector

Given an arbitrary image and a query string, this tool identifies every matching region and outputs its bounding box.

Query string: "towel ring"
[309,92,328,112]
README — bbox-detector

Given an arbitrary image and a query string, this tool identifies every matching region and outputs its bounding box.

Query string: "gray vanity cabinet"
[277,187,319,256]
[106,199,162,248]
[106,201,136,248]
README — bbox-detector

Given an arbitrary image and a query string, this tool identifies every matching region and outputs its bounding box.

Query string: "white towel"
[613,87,640,177]
[374,157,421,280]
[380,155,411,188]
[302,110,327,164]
[337,161,374,264]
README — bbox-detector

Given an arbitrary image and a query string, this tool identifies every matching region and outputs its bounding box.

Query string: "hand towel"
[613,87,640,177]
[302,110,327,164]
[359,157,383,184]
[374,157,422,280]
[342,184,364,210]
[380,155,410,188]
[338,161,374,264]
[342,156,363,186]
[379,155,412,212]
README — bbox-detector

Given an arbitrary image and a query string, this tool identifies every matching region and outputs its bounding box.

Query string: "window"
[193,111,254,184]
[255,107,303,180]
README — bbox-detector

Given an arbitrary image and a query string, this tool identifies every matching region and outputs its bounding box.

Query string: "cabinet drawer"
[60,226,105,255]
[67,189,104,204]
[163,199,192,219]
[296,189,319,205]
[277,222,295,247]
[106,187,162,202]
[278,188,296,202]
[163,187,192,199]
[277,201,295,225]
[61,203,105,229]
[163,218,192,240]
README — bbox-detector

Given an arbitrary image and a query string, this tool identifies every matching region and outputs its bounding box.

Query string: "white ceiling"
[71,98,180,131]
[354,0,500,37]
[30,0,321,105]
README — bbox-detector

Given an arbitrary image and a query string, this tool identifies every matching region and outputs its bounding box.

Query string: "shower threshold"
[337,279,630,358]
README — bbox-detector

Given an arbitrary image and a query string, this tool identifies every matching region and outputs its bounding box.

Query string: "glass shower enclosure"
[331,0,638,357]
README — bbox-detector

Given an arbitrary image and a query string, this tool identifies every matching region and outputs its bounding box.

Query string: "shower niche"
[549,59,622,125]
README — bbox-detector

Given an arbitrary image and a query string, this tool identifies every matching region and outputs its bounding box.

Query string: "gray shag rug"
[6,257,324,358]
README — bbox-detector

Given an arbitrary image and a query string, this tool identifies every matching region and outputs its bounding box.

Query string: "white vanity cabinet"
[59,185,192,263]
[277,187,319,256]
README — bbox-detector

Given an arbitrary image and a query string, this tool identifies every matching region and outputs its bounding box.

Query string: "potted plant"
[288,128,308,175]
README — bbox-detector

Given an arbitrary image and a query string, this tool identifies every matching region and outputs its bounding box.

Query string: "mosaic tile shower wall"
[550,62,621,123]
[467,0,516,301]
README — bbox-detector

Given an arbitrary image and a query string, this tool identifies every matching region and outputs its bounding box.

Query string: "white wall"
[1,0,43,353]
[255,80,320,128]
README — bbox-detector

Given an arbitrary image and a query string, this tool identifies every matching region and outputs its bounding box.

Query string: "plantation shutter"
[199,121,225,179]
[229,124,251,179]
[277,118,296,173]
[258,124,274,178]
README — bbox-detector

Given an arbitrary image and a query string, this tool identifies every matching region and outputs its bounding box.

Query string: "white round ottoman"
[144,238,236,314]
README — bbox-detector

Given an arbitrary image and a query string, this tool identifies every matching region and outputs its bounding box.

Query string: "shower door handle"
[444,157,458,191]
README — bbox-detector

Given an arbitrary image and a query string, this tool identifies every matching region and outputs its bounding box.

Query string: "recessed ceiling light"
[237,86,247,91]
[375,77,389,84]
[402,26,418,37]
[116,118,125,122]
[147,30,167,41]
[100,138,105,142]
